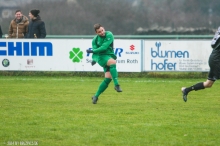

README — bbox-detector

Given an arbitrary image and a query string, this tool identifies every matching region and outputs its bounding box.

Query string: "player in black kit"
[181,27,220,102]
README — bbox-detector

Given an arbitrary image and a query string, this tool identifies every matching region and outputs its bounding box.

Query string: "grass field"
[0,76,220,146]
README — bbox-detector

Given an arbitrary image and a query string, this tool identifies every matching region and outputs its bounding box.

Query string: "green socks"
[95,78,112,98]
[94,64,119,98]
[110,64,119,86]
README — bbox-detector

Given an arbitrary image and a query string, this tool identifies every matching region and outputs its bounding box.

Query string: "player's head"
[94,23,105,37]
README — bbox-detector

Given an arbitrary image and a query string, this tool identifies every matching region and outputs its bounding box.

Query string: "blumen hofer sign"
[144,40,211,72]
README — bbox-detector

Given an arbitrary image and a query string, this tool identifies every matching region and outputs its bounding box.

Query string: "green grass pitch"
[0,76,220,146]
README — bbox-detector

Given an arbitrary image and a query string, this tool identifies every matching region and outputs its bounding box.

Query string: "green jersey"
[92,31,116,62]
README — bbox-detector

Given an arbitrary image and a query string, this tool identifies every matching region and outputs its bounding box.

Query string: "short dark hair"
[15,10,22,14]
[94,23,102,32]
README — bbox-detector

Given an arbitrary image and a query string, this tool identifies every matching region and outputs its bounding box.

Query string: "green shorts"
[97,55,112,67]
[97,54,116,73]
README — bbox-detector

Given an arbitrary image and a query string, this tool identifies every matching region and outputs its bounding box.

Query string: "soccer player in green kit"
[86,23,122,104]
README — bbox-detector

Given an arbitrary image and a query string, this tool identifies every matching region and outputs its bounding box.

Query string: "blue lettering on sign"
[114,48,123,57]
[151,42,189,58]
[151,59,176,70]
[0,42,53,56]
[0,42,7,55]
[150,42,189,71]
[125,52,139,54]
[86,48,123,57]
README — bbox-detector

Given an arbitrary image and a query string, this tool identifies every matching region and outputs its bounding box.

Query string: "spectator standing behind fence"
[8,10,29,38]
[26,9,46,38]
[0,25,2,38]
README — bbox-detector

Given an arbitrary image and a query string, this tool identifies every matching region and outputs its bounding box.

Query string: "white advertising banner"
[0,39,141,72]
[144,40,212,72]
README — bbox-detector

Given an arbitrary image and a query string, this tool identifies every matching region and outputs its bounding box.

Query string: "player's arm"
[211,27,220,49]
[89,37,98,66]
[93,32,113,53]
[87,37,98,53]
[92,38,98,52]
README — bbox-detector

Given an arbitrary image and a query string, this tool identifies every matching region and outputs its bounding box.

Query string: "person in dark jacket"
[0,25,2,38]
[26,9,46,38]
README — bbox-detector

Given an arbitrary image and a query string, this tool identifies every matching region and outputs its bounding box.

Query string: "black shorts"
[208,70,219,81]
[208,49,220,81]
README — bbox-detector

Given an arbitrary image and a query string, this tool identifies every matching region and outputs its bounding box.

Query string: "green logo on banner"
[69,48,83,63]
[2,59,10,67]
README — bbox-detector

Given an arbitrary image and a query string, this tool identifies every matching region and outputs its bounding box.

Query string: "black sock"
[185,82,205,93]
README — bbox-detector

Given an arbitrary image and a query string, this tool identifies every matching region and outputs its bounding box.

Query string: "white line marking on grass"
[134,80,181,83]
[1,78,215,84]
[0,78,191,83]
